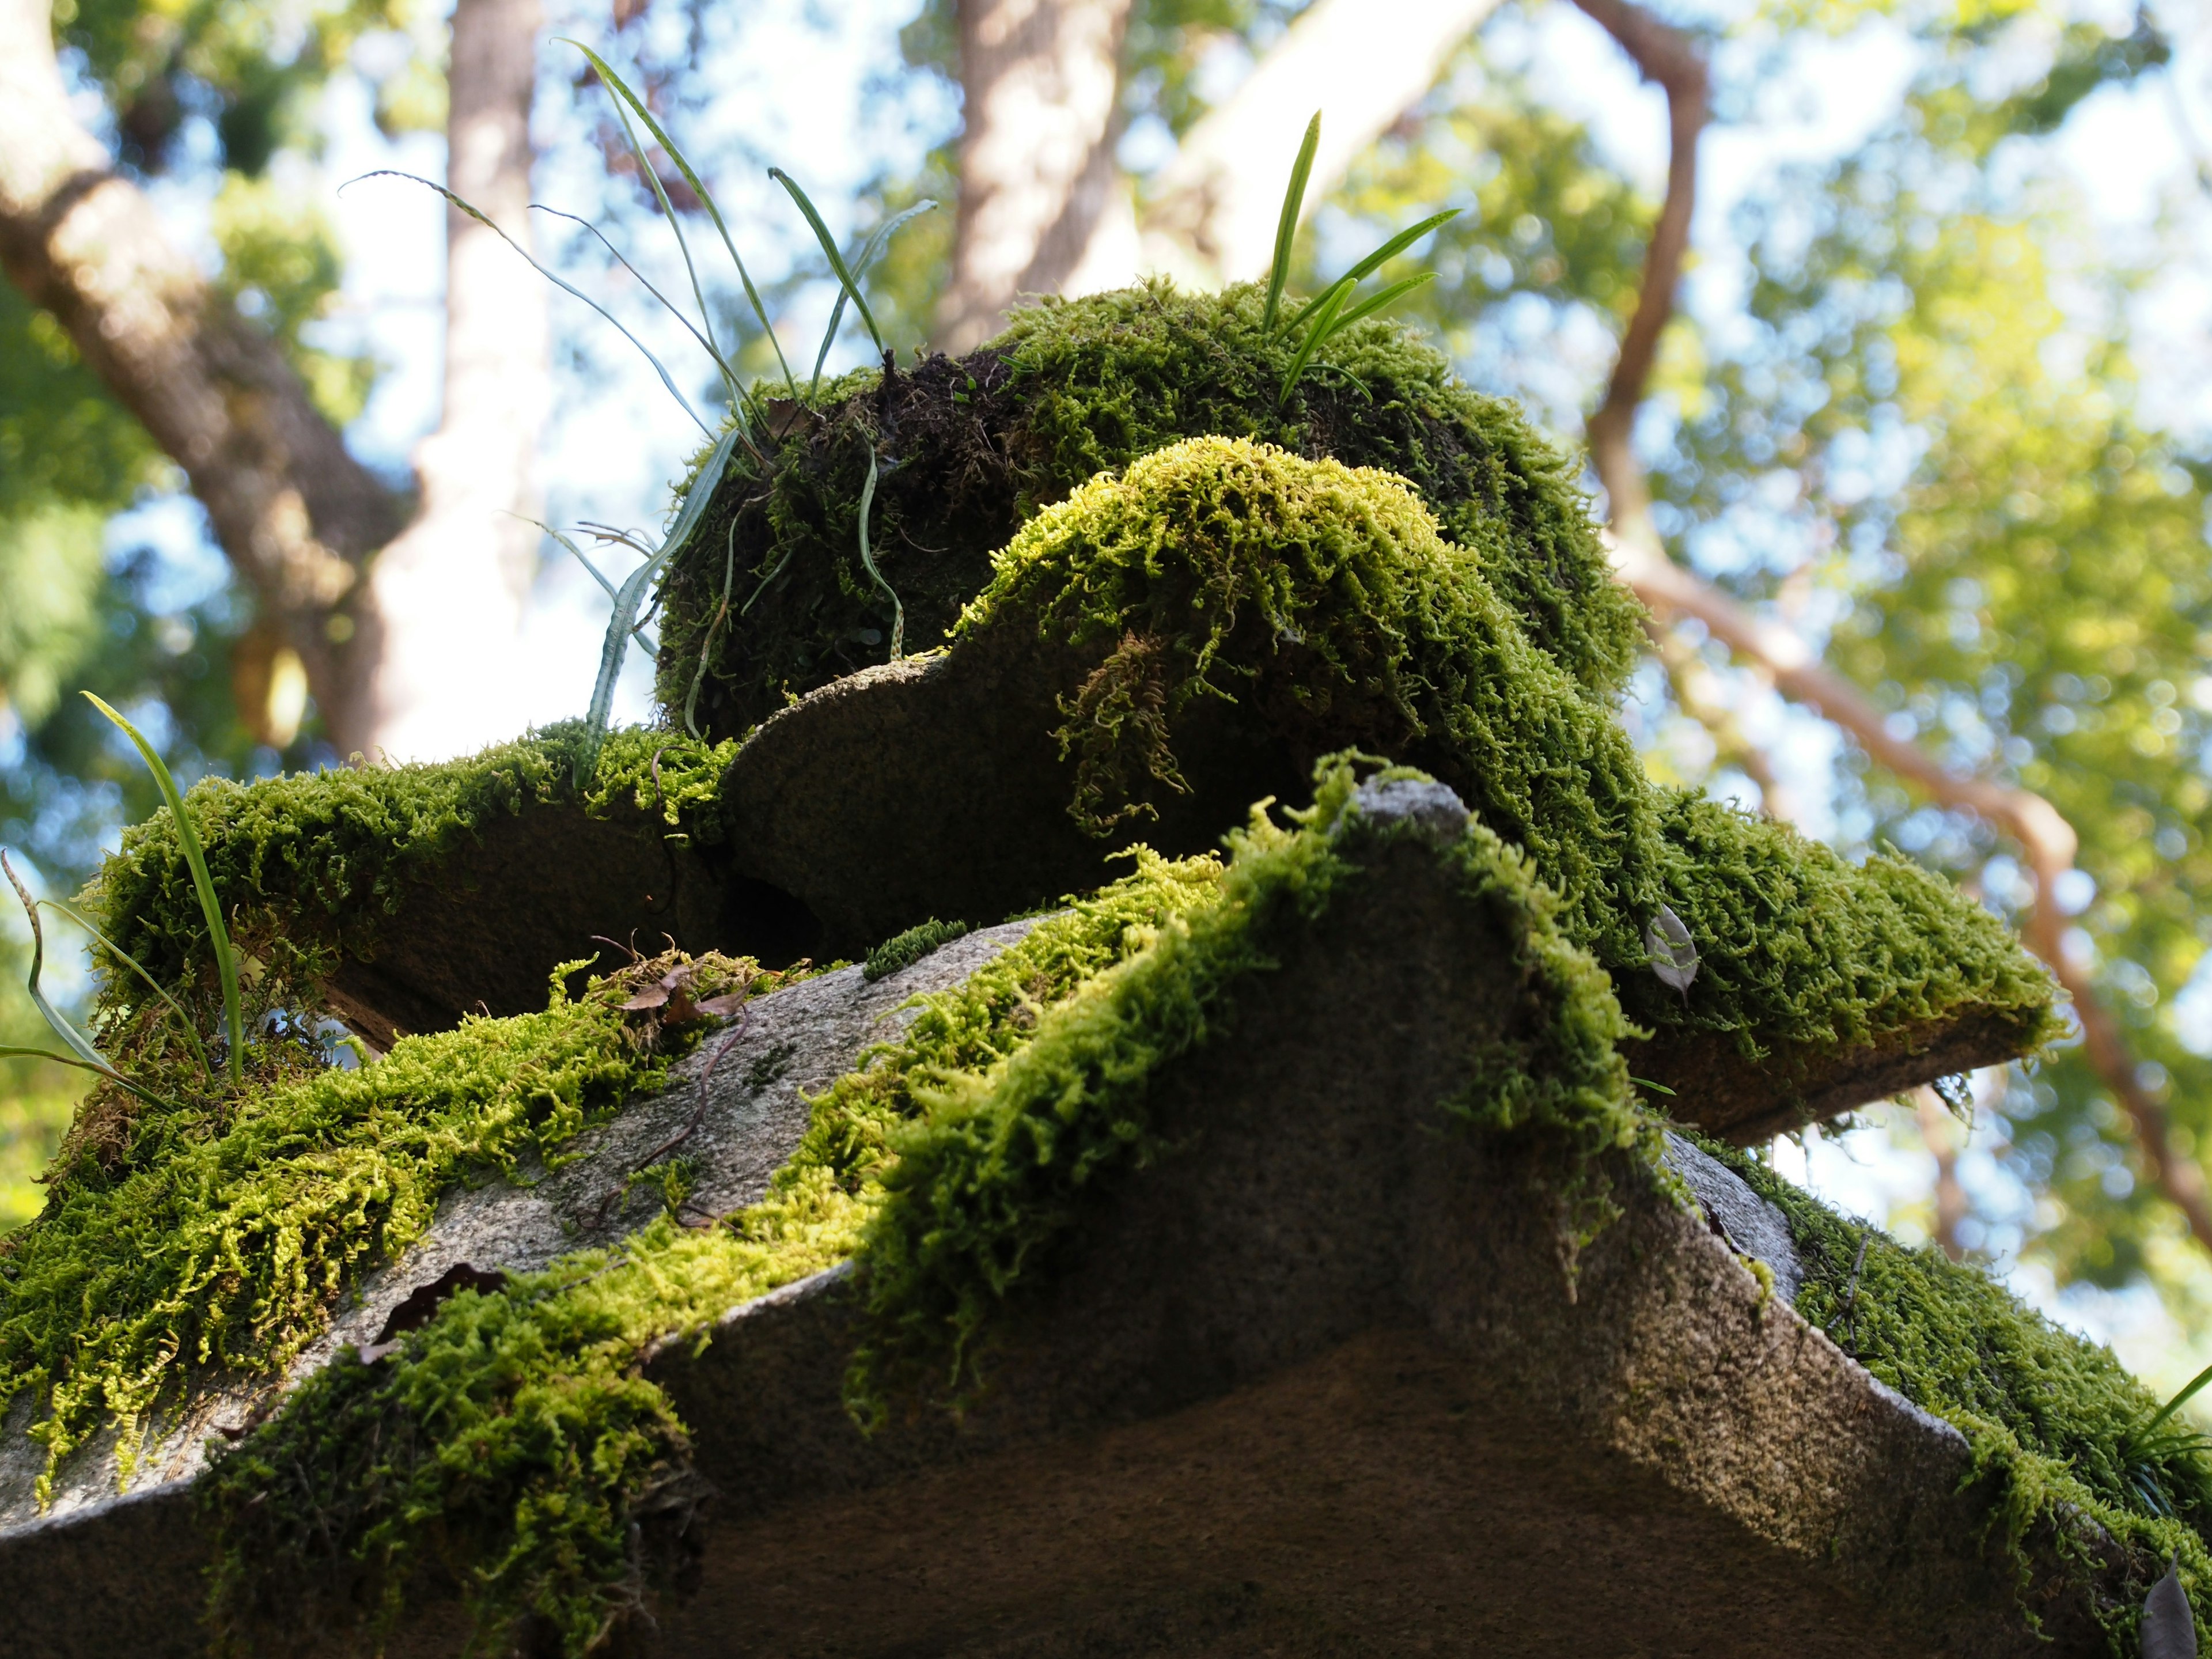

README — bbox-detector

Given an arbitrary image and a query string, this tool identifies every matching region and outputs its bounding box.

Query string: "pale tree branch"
[935,0,1139,352]
[0,0,402,753]
[1139,0,1504,286]
[362,0,548,759]
[1581,0,2212,1250]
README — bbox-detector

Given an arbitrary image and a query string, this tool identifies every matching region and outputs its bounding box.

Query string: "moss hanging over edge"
[0,948,783,1502]
[202,845,1232,1656]
[79,723,737,1016]
[1683,1128,2212,1652]
[952,434,2060,1065]
[653,279,1646,738]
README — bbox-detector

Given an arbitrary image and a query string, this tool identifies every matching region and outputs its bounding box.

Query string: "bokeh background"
[5,0,2211,1389]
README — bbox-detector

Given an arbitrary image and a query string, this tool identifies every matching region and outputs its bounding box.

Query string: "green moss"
[0,948,777,1501]
[654,279,1644,737]
[1688,1130,2212,1649]
[82,723,736,1009]
[862,917,969,982]
[204,843,1230,1654]
[954,435,2058,1058]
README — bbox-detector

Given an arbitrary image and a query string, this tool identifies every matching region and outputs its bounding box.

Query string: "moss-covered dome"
[652,280,1646,739]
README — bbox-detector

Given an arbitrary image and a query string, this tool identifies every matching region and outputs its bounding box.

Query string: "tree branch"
[0,0,402,753]
[1578,0,2212,1249]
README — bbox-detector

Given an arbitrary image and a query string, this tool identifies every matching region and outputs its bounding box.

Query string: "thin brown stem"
[1579,0,2212,1251]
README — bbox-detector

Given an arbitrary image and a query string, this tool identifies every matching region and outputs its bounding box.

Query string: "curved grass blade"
[565,39,797,396]
[684,520,741,737]
[1313,271,1435,338]
[577,427,745,783]
[530,204,738,400]
[1278,280,1350,403]
[1283,210,1459,343]
[3,857,179,1110]
[39,895,212,1081]
[854,440,903,658]
[344,171,713,439]
[771,169,882,354]
[812,198,938,397]
[1265,111,1321,335]
[592,77,737,414]
[84,694,246,1084]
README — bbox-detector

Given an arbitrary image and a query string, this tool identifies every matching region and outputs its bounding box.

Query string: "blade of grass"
[771,169,883,354]
[593,79,738,414]
[683,520,741,737]
[529,204,734,391]
[39,895,212,1082]
[84,693,245,1084]
[854,440,902,658]
[1310,271,1435,338]
[2,855,179,1109]
[577,427,745,783]
[1264,112,1321,335]
[812,198,937,397]
[1282,210,1459,343]
[564,40,797,397]
[1278,280,1350,403]
[344,171,715,440]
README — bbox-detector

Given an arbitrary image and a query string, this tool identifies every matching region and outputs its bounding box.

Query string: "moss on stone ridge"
[1690,1130,2212,1649]
[82,723,735,1016]
[955,435,2058,1061]
[653,279,1643,738]
[0,947,779,1502]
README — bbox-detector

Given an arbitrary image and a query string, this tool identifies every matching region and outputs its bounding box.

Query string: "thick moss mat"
[81,725,759,1046]
[652,279,1645,738]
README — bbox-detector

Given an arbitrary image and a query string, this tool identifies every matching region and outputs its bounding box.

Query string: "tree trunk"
[0,0,403,753]
[934,0,1138,353]
[363,0,548,760]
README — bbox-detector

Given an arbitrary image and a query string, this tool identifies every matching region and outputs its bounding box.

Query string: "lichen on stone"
[653,279,1645,738]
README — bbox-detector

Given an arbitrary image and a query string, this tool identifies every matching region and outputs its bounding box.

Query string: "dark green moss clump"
[81,724,734,1012]
[1690,1131,2212,1645]
[653,279,1644,737]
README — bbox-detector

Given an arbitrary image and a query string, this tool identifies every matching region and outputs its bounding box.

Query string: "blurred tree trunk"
[934,0,1138,352]
[0,0,400,752]
[0,0,547,764]
[364,0,548,760]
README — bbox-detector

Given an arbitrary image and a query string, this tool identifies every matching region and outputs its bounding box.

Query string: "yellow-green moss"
[82,723,734,1010]
[955,435,2059,1056]
[0,949,777,1499]
[654,279,1645,738]
[1689,1130,2212,1650]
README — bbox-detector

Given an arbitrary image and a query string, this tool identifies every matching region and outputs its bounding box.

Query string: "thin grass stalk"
[771,169,884,354]
[577,428,745,783]
[684,521,741,737]
[84,694,245,1084]
[2,854,178,1109]
[810,199,937,397]
[39,895,213,1081]
[347,171,716,440]
[854,441,902,658]
[1278,281,1350,403]
[565,40,797,396]
[1281,209,1459,343]
[1264,112,1321,335]
[1310,271,1435,338]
